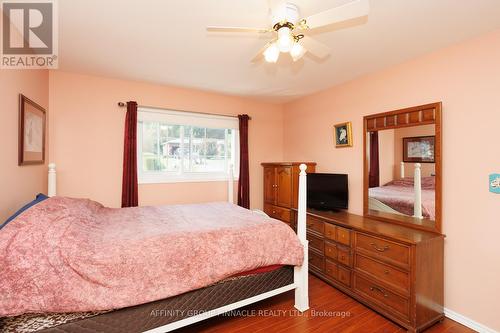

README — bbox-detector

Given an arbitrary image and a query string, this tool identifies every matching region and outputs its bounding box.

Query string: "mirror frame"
[363,102,442,234]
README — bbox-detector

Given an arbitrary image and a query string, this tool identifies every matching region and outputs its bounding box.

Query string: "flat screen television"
[307,173,348,211]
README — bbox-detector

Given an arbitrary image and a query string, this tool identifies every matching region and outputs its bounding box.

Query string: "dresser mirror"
[363,103,442,234]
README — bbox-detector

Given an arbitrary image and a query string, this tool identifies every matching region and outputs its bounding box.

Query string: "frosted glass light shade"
[277,27,294,53]
[290,42,306,61]
[264,42,280,63]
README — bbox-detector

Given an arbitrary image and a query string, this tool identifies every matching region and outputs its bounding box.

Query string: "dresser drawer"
[309,250,325,272]
[264,204,290,223]
[337,246,352,267]
[355,254,409,294]
[324,241,337,260]
[307,232,324,252]
[356,233,410,267]
[338,266,351,287]
[325,260,351,288]
[336,226,351,246]
[307,216,325,234]
[325,260,338,279]
[354,274,409,320]
[324,223,336,240]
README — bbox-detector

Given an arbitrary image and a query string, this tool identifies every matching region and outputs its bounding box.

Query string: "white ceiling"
[58,0,500,102]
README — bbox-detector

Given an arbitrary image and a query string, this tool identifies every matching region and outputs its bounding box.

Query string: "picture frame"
[403,136,435,163]
[19,94,46,166]
[334,122,353,147]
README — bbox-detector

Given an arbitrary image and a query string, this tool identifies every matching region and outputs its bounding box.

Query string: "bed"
[0,164,311,333]
[368,162,435,219]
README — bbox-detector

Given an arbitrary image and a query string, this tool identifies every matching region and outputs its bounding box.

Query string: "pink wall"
[0,70,49,222]
[48,71,284,210]
[283,29,500,330]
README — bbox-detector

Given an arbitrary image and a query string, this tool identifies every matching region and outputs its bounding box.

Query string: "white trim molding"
[445,308,498,333]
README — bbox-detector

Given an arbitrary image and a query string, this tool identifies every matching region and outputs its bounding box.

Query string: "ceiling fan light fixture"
[290,42,306,61]
[264,42,280,63]
[277,27,294,52]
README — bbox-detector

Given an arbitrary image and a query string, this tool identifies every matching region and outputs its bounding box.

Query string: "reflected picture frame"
[334,122,353,148]
[19,94,46,166]
[403,136,435,163]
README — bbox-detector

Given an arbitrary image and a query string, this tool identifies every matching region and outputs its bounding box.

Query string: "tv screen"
[307,173,348,211]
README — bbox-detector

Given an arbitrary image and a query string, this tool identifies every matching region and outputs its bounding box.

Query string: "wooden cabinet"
[263,167,276,204]
[276,166,293,207]
[262,162,316,226]
[291,209,444,333]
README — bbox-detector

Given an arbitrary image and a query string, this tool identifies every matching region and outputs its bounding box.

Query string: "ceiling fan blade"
[301,36,330,59]
[268,0,285,11]
[300,0,369,30]
[207,26,270,33]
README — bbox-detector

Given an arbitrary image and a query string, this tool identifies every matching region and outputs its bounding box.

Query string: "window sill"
[139,173,239,185]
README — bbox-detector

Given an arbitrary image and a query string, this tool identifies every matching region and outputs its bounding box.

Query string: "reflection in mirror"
[367,124,436,222]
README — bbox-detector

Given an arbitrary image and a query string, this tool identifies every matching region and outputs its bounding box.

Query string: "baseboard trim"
[444,308,498,333]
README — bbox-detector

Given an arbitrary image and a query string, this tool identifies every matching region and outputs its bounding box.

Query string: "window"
[137,108,239,183]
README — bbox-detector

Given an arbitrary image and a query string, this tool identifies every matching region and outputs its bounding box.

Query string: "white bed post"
[48,163,57,197]
[400,162,405,179]
[294,163,309,312]
[413,163,423,219]
[227,163,234,204]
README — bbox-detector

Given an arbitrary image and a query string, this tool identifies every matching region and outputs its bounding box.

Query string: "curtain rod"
[117,102,251,120]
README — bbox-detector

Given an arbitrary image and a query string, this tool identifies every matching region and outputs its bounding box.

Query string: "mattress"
[1,198,303,317]
[0,266,294,333]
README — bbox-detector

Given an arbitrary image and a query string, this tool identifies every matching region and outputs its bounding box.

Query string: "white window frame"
[137,107,240,184]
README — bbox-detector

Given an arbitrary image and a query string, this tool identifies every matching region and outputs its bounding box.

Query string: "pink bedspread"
[369,177,435,219]
[0,197,303,317]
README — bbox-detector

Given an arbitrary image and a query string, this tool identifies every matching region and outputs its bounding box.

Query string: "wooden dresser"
[291,209,444,333]
[261,162,316,227]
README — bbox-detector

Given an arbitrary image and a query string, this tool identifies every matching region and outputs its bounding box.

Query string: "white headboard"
[48,163,57,197]
[227,163,234,204]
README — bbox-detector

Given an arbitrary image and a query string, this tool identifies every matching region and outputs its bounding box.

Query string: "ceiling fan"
[207,0,370,63]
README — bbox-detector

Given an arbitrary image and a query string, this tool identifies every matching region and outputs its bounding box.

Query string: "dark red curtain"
[121,101,138,208]
[368,131,380,188]
[237,114,250,209]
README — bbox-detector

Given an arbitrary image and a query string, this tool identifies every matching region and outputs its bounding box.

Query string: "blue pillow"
[0,193,49,230]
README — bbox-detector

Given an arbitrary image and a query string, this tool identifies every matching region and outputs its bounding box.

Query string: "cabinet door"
[263,167,276,204]
[276,166,292,208]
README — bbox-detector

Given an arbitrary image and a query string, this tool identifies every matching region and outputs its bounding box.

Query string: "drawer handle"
[272,210,276,214]
[341,255,346,260]
[370,286,389,298]
[384,270,390,275]
[370,243,390,252]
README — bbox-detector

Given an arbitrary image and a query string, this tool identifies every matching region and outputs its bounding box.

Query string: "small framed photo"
[403,136,435,163]
[334,122,353,148]
[19,94,46,165]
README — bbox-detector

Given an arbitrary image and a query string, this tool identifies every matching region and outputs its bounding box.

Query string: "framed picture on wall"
[403,136,435,163]
[19,94,46,165]
[334,122,353,147]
